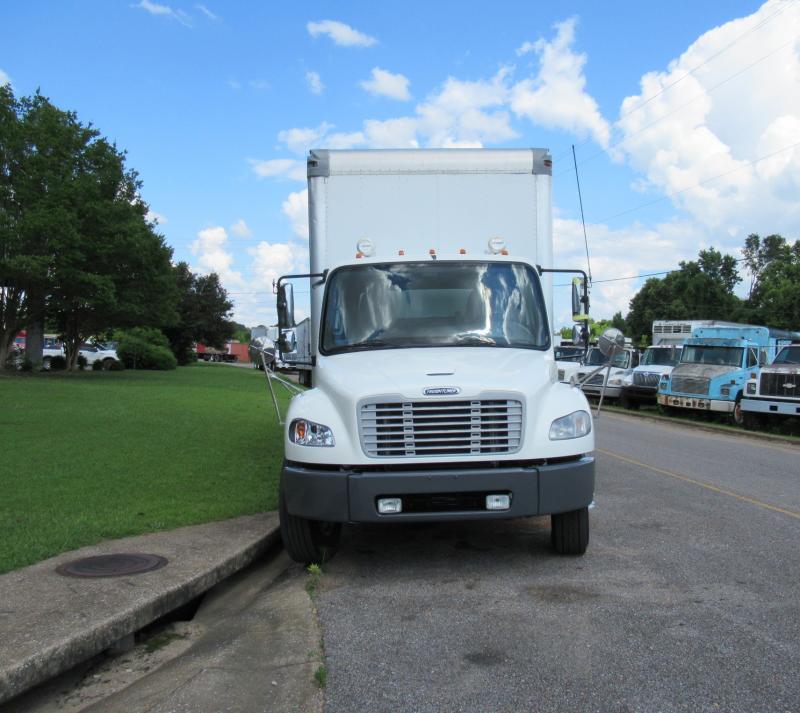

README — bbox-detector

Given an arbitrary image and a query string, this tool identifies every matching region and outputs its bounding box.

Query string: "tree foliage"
[165,262,234,365]
[741,234,800,329]
[0,87,177,369]
[625,248,742,344]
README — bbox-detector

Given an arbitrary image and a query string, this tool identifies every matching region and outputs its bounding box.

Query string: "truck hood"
[316,347,553,403]
[670,363,738,380]
[632,364,675,377]
[761,365,800,375]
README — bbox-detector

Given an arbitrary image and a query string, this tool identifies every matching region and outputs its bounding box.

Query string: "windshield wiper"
[453,333,497,346]
[333,339,395,353]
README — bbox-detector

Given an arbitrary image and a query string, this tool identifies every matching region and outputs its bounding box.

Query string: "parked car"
[42,341,119,369]
[573,346,639,400]
[741,343,800,428]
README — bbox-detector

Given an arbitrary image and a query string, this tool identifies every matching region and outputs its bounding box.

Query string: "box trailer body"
[657,323,799,422]
[276,149,595,561]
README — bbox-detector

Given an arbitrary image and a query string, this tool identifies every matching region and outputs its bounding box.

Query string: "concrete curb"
[0,512,281,705]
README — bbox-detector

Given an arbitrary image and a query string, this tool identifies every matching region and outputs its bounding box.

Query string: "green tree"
[0,88,176,369]
[165,262,234,365]
[625,248,742,345]
[745,237,800,329]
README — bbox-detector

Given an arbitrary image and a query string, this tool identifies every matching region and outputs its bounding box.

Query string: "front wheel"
[742,410,764,431]
[732,394,745,426]
[279,487,341,564]
[551,506,589,555]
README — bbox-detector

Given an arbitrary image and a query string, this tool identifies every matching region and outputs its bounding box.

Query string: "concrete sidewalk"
[0,513,280,705]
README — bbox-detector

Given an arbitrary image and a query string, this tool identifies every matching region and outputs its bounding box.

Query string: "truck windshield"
[773,346,800,365]
[681,345,743,367]
[320,261,550,354]
[641,347,681,366]
[584,347,629,368]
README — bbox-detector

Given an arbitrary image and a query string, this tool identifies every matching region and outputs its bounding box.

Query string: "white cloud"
[249,79,269,90]
[307,19,377,47]
[282,190,309,239]
[306,71,324,95]
[190,226,245,289]
[227,79,241,90]
[248,158,306,181]
[615,0,800,237]
[360,67,411,101]
[195,4,218,21]
[363,117,420,148]
[134,0,191,26]
[230,218,252,238]
[146,210,167,225]
[0,69,10,87]
[511,17,610,147]
[278,122,332,155]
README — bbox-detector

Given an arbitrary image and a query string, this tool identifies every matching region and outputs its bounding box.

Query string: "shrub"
[115,328,176,370]
[77,355,88,370]
[109,359,125,371]
[147,346,178,371]
[50,355,67,371]
[91,359,104,371]
[21,357,34,372]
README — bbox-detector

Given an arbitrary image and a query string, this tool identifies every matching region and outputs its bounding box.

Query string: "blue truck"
[657,323,800,424]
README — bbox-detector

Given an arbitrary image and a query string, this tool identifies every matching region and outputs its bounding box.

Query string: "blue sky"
[2,0,798,328]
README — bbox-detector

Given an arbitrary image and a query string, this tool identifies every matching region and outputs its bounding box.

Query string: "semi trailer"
[268,148,600,562]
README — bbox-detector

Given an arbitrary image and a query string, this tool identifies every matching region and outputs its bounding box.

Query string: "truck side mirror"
[277,283,295,329]
[571,278,587,321]
[598,328,625,358]
[278,331,297,355]
[249,336,276,366]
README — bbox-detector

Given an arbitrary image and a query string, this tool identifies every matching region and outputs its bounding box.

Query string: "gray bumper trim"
[281,457,595,523]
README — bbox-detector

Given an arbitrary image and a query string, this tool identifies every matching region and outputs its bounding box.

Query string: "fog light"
[377,498,402,514]
[486,494,511,511]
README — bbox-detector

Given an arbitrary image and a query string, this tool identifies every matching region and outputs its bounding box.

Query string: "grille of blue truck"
[759,372,798,397]
[633,372,661,387]
[671,375,710,395]
[359,398,523,457]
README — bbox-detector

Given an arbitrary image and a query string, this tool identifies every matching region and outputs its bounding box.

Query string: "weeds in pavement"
[306,563,322,600]
[314,664,327,688]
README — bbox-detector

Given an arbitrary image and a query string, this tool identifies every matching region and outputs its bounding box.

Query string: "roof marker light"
[500,248,509,255]
[357,238,375,257]
[398,250,405,256]
[356,252,363,259]
[488,237,506,254]
[459,248,466,254]
[429,248,436,255]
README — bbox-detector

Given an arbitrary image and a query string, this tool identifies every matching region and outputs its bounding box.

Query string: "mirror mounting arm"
[537,267,590,313]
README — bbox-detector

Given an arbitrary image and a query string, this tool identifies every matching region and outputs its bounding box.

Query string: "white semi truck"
[270,149,598,562]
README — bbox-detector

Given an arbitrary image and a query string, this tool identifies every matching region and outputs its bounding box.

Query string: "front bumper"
[657,394,734,413]
[741,397,800,416]
[582,384,621,398]
[281,456,595,523]
[620,385,657,403]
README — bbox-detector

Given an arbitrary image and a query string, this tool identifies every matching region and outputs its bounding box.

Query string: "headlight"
[549,410,592,440]
[289,418,335,447]
[746,382,756,395]
[659,376,669,391]
[608,377,623,386]
[721,386,730,396]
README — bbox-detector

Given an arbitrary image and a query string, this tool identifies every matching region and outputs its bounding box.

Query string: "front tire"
[41,356,51,370]
[551,506,589,555]
[732,394,745,426]
[742,411,763,431]
[279,487,341,564]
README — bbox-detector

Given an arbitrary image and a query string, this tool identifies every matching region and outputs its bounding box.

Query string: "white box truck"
[272,149,596,562]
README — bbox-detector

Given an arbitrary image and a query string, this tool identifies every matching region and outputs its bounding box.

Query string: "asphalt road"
[316,412,800,713]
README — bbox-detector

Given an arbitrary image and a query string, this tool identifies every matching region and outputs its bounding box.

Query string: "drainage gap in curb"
[56,553,168,578]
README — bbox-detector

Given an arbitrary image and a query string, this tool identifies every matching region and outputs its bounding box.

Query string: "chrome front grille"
[586,374,605,386]
[359,398,523,458]
[760,372,800,398]
[671,375,710,395]
[633,372,661,388]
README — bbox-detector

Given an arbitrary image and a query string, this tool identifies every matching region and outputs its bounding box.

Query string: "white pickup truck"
[42,340,119,369]
[741,344,800,428]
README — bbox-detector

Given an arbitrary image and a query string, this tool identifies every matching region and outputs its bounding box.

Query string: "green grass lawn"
[0,363,289,573]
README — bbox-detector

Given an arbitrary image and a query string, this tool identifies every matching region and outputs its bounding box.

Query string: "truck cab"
[572,346,639,400]
[657,324,797,424]
[619,345,682,409]
[741,344,800,428]
[270,148,598,563]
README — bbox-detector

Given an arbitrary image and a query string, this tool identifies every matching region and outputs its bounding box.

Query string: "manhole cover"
[56,553,168,578]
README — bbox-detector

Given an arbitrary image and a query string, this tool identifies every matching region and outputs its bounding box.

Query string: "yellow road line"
[597,447,800,521]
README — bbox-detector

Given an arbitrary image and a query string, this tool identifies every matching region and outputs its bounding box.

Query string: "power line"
[550,0,796,163]
[572,144,592,283]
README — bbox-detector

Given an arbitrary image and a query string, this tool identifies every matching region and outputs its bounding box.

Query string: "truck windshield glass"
[641,347,681,366]
[773,346,800,365]
[681,345,743,367]
[584,347,629,368]
[321,261,550,354]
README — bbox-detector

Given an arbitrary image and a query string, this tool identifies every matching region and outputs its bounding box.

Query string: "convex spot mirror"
[250,336,277,366]
[277,283,295,330]
[279,331,297,355]
[571,277,588,321]
[598,328,625,358]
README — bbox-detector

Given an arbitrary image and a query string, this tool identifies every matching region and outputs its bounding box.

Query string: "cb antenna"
[572,144,592,284]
